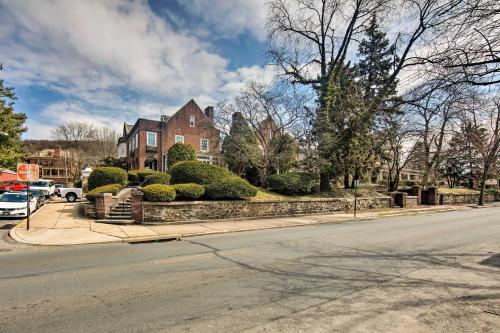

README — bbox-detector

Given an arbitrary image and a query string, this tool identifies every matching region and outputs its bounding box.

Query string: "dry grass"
[250,186,388,202]
[437,187,479,195]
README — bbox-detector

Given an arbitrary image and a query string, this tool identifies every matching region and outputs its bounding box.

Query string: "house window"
[189,115,195,127]
[200,138,209,152]
[135,133,139,149]
[147,132,157,147]
[175,135,184,143]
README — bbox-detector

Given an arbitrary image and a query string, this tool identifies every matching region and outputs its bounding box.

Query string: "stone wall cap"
[96,192,112,197]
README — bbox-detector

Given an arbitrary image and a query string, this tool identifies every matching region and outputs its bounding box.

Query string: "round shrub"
[173,183,205,200]
[267,172,315,195]
[167,143,196,168]
[137,170,170,185]
[85,184,122,202]
[88,167,127,190]
[170,161,235,185]
[205,177,257,200]
[143,184,176,202]
[127,170,139,183]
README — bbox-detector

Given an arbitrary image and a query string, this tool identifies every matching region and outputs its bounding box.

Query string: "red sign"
[16,164,40,182]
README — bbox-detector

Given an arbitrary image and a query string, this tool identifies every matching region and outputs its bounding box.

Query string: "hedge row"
[85,184,122,202]
[128,170,171,185]
[143,184,176,202]
[144,161,258,200]
[173,183,205,200]
[88,167,128,190]
[170,161,234,185]
[267,172,315,195]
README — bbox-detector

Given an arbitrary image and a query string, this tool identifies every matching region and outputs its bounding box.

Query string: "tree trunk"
[319,173,331,192]
[343,172,350,189]
[478,168,488,206]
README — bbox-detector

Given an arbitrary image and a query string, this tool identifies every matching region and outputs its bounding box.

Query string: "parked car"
[59,187,83,202]
[0,181,27,192]
[29,179,56,197]
[0,192,37,217]
[22,190,46,209]
[54,184,66,196]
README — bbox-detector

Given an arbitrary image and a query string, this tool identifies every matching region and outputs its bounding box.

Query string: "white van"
[29,179,56,197]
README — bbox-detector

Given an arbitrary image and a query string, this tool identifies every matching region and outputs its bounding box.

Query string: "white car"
[0,192,38,217]
[29,179,56,197]
[59,187,83,202]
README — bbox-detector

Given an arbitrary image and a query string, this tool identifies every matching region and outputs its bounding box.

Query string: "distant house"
[25,147,72,184]
[118,99,224,171]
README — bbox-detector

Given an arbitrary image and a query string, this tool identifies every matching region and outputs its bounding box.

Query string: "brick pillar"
[411,185,422,205]
[391,192,407,208]
[95,193,112,219]
[132,191,144,223]
[427,186,439,205]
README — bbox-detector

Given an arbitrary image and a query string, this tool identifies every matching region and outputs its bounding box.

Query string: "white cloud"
[178,0,267,40]
[0,0,274,138]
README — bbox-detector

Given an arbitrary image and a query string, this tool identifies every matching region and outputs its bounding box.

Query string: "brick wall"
[139,197,392,224]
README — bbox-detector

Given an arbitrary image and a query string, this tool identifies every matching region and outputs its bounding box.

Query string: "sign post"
[353,179,360,221]
[16,164,39,231]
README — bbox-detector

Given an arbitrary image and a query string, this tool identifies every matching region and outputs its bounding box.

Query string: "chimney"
[204,106,214,121]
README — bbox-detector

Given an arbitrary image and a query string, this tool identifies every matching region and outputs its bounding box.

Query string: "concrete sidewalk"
[9,201,472,246]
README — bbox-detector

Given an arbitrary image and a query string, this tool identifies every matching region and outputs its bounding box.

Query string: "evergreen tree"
[167,143,196,168]
[356,15,397,104]
[222,112,262,176]
[270,133,297,174]
[0,63,26,170]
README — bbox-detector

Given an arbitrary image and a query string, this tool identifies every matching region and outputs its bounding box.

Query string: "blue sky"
[0,0,272,138]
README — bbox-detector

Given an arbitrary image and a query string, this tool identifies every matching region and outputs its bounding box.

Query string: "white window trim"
[175,135,184,143]
[189,115,195,127]
[200,138,209,152]
[147,131,157,147]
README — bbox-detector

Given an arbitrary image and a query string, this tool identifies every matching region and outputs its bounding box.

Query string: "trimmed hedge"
[143,184,176,202]
[167,143,196,168]
[173,183,205,200]
[205,177,257,199]
[267,172,315,195]
[170,161,235,185]
[138,170,170,185]
[88,167,127,190]
[127,170,139,183]
[85,184,122,202]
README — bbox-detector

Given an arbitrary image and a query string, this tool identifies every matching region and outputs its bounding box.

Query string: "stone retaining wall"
[140,197,392,224]
[406,196,418,208]
[439,193,496,205]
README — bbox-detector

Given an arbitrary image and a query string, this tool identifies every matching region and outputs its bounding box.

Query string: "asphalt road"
[1,207,499,333]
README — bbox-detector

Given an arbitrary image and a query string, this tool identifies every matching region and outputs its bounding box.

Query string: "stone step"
[111,210,132,214]
[106,214,133,219]
[95,219,136,225]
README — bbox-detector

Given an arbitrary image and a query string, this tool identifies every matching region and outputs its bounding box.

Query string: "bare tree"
[217,81,308,186]
[91,126,119,161]
[418,0,500,86]
[404,81,467,187]
[380,112,421,191]
[52,122,96,179]
[463,96,500,205]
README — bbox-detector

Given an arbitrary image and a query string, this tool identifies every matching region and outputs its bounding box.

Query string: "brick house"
[25,147,72,184]
[118,99,223,171]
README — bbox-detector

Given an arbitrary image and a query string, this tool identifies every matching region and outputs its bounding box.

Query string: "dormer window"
[189,115,195,127]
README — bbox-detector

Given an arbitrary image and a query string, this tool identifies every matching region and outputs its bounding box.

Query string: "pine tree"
[356,15,397,104]
[222,112,262,176]
[0,63,26,170]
